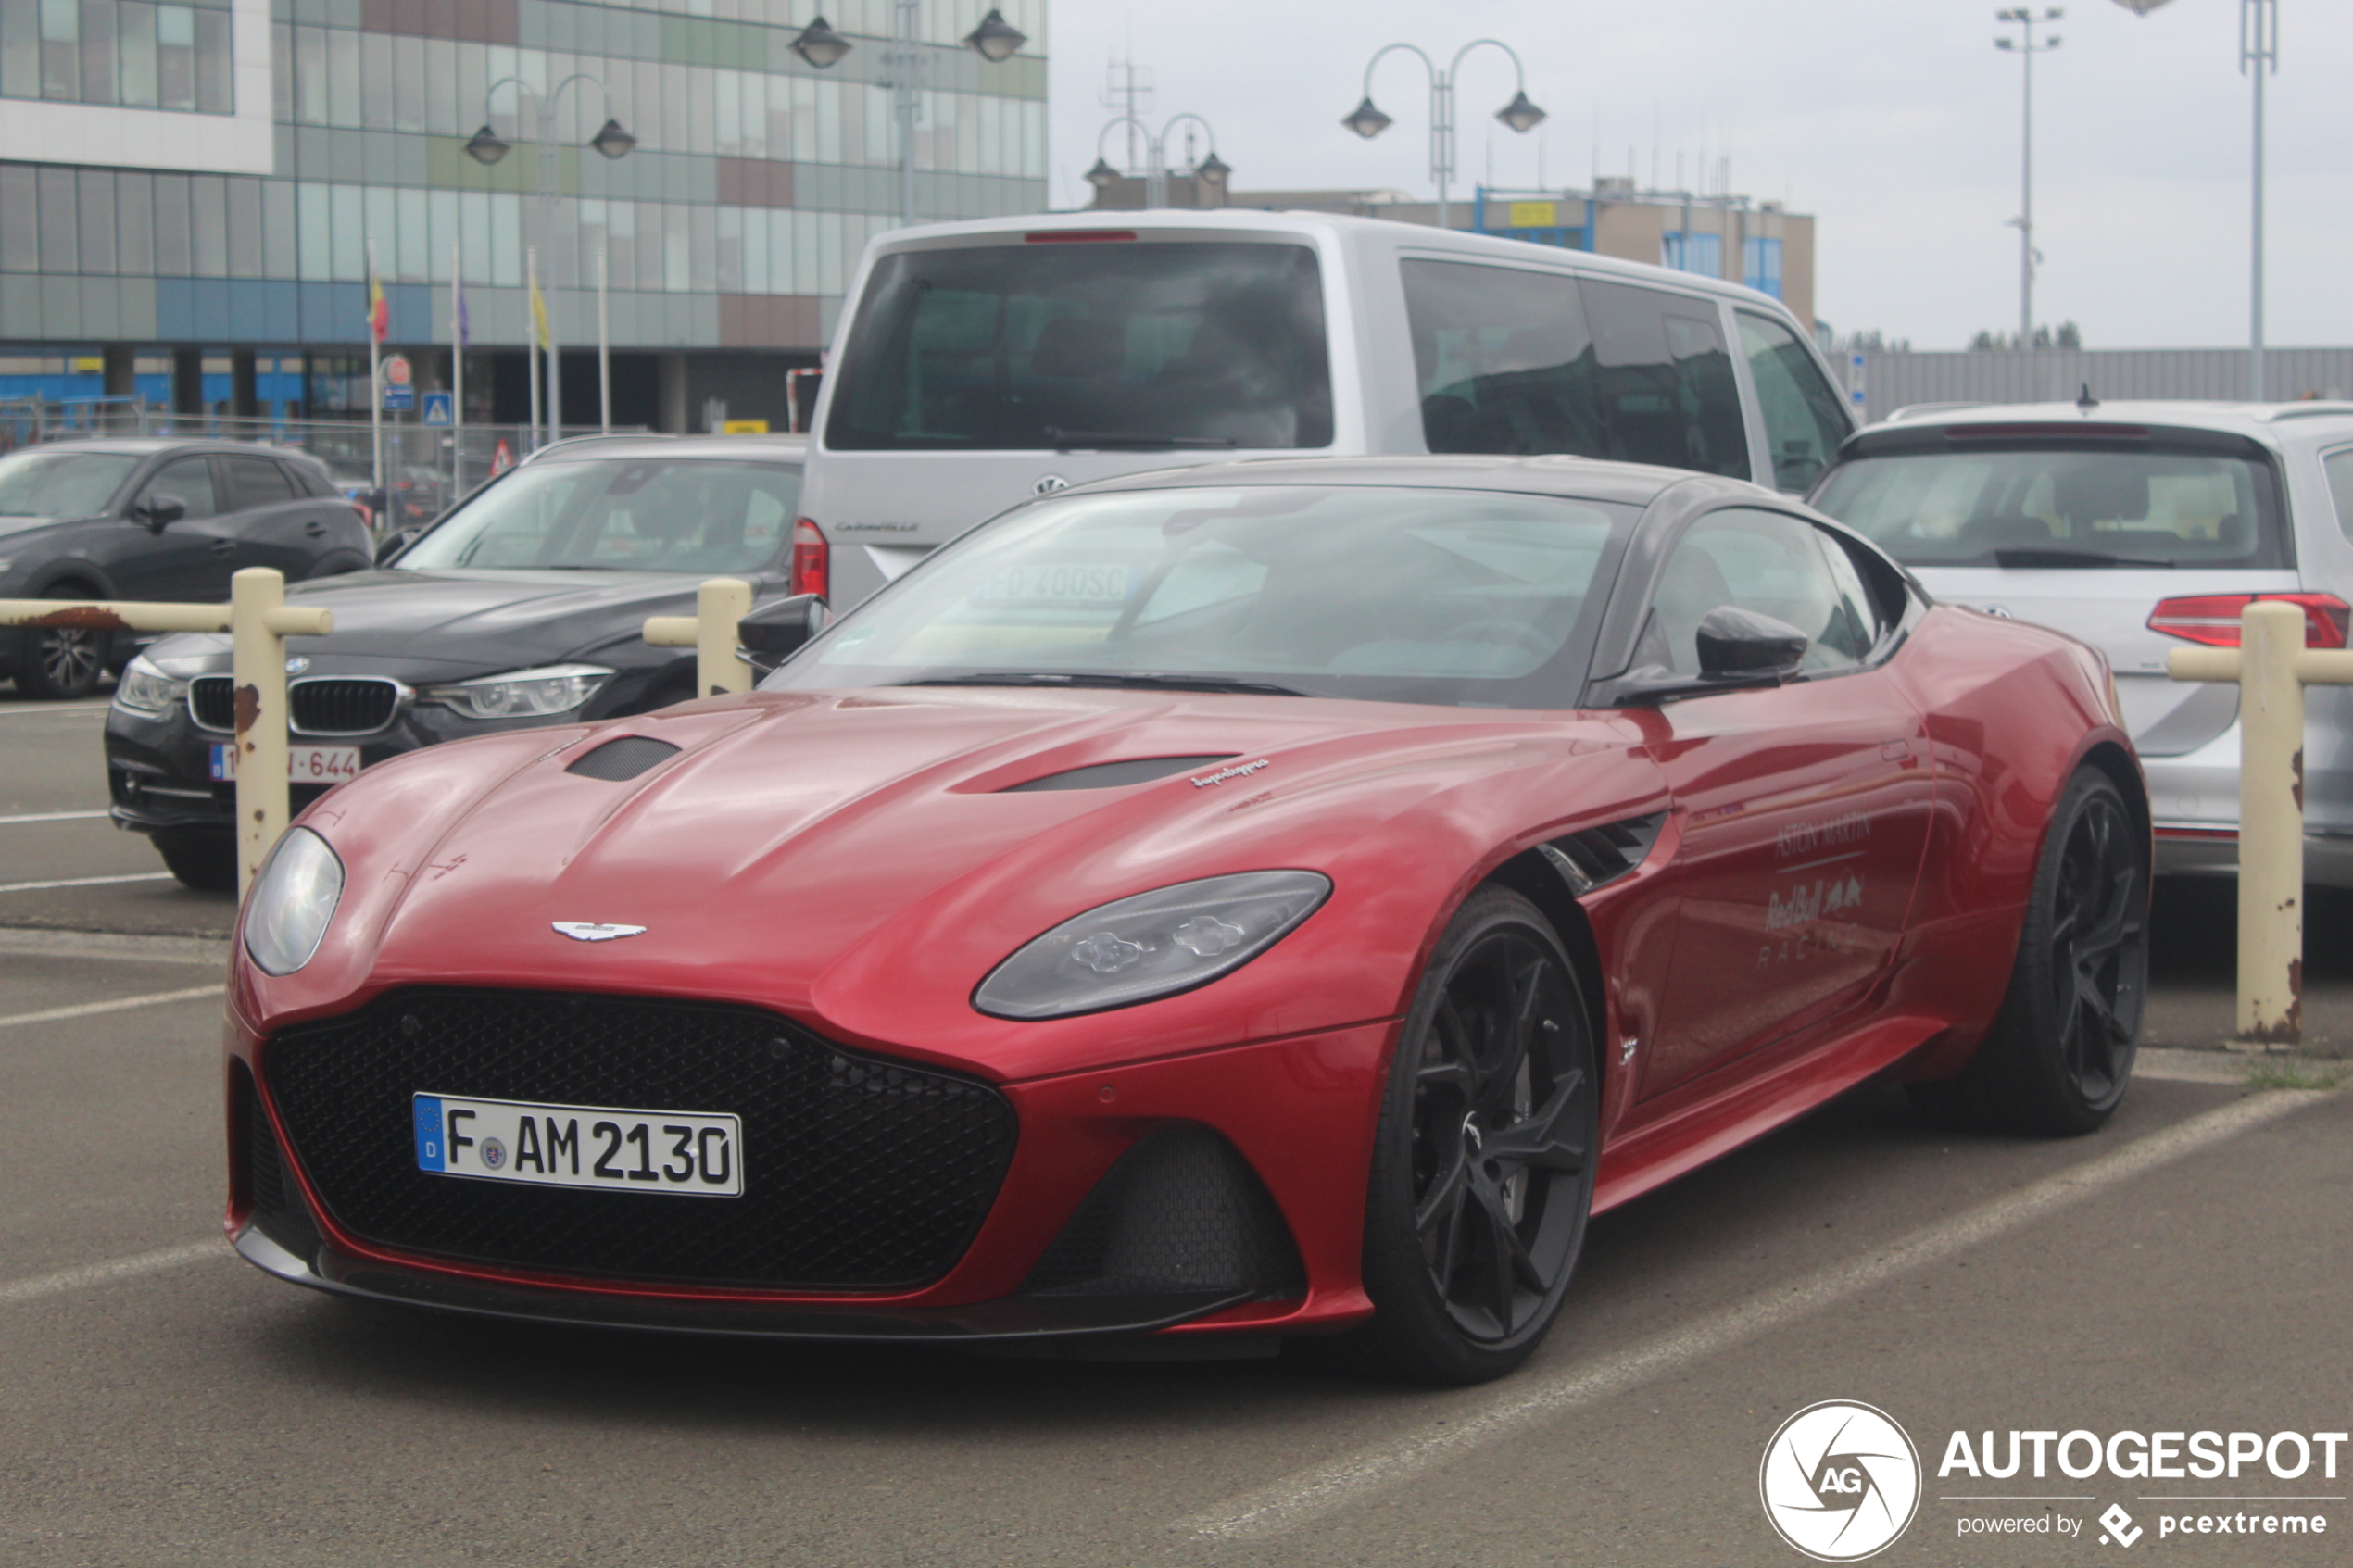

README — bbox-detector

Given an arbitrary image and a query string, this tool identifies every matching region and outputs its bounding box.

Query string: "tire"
[1314,886,1601,1385]
[1907,766,2148,1136]
[16,584,106,700]
[154,832,238,893]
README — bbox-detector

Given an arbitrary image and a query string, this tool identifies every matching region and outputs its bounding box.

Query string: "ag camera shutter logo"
[1760,1400,1923,1561]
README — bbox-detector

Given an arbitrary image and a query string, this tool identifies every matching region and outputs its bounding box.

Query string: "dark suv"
[0,439,373,698]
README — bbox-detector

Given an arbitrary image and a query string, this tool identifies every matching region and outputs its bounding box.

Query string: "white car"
[1810,398,2353,885]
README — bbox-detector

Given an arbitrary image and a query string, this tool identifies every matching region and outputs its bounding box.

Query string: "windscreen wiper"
[1039,427,1239,450]
[903,671,1308,697]
[1993,546,2177,569]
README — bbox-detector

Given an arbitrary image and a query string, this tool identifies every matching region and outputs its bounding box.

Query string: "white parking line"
[0,1241,225,1307]
[0,701,109,717]
[0,810,109,825]
[0,872,174,894]
[1180,1089,2322,1544]
[0,984,222,1030]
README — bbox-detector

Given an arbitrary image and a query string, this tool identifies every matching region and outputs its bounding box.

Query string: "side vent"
[1538,810,1667,895]
[1002,754,1237,793]
[566,735,682,782]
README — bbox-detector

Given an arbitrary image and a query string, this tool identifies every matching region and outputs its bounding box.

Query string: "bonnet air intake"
[1001,755,1237,793]
[566,736,681,781]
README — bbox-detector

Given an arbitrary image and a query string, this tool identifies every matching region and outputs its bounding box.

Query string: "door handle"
[304,521,327,537]
[208,539,235,553]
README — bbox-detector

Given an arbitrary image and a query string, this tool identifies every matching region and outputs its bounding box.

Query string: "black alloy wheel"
[19,586,105,700]
[1909,767,2148,1136]
[1322,886,1599,1385]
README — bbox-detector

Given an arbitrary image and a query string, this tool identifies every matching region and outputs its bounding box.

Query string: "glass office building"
[0,0,1051,432]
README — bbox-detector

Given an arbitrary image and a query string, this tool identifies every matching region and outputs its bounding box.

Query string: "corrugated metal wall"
[1846,348,2353,424]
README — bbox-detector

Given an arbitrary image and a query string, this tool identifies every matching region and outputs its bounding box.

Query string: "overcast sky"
[1040,0,2353,351]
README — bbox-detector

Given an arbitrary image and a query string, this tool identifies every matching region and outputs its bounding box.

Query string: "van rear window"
[824,243,1332,452]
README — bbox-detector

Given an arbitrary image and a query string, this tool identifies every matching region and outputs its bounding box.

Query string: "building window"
[1662,231,1723,279]
[0,0,230,113]
[1743,236,1783,300]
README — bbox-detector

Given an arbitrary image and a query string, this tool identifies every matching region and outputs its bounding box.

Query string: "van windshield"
[1812,445,2287,569]
[824,241,1333,452]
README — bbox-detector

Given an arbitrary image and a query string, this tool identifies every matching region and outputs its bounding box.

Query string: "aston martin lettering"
[1191,759,1271,788]
[1777,811,1872,858]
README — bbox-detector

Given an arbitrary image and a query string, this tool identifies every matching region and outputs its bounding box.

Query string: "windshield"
[396,458,800,572]
[0,450,139,519]
[1812,445,2287,568]
[824,242,1332,451]
[766,486,1626,709]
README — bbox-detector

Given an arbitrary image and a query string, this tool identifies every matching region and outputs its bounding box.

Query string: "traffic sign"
[384,354,412,386]
[422,390,453,426]
[384,383,414,411]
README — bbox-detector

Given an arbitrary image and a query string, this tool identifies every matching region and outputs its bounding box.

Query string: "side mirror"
[736,593,828,678]
[1695,606,1809,680]
[134,494,186,530]
[373,528,420,566]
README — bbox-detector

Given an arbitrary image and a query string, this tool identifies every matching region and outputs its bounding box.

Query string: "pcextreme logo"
[1760,1400,1924,1562]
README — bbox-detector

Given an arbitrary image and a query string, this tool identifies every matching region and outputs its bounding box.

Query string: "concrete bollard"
[2168,599,2353,1047]
[642,576,754,698]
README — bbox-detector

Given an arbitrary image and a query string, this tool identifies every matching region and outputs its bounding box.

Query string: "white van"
[795,208,1856,608]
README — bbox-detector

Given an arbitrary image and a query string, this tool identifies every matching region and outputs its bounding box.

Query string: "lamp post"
[464,76,635,448]
[1995,8,2061,349]
[1088,113,1225,209]
[1342,40,1546,232]
[789,6,1026,227]
[2113,0,2276,400]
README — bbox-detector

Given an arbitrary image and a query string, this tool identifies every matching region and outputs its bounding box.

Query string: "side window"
[134,456,219,520]
[220,456,297,510]
[1738,312,1853,493]
[2324,448,2353,543]
[1581,281,1749,479]
[1638,508,1869,677]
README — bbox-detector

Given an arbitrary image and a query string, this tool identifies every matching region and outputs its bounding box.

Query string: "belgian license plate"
[411,1093,743,1198]
[208,743,361,784]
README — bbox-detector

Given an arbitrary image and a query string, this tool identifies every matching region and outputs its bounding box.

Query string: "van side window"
[1403,260,1749,480]
[1738,311,1853,493]
[2323,448,2353,543]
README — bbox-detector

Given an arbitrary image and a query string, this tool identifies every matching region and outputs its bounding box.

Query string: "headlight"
[110,655,186,719]
[243,827,345,976]
[422,664,612,720]
[974,871,1331,1020]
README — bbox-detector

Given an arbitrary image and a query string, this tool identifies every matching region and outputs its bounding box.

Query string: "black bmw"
[105,435,811,889]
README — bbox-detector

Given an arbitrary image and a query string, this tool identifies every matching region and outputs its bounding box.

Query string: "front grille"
[235,1063,322,1261]
[189,676,400,735]
[261,989,1019,1290]
[1022,1124,1304,1300]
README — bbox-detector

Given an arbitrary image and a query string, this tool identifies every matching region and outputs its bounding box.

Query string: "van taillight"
[2147,593,2350,649]
[790,518,829,601]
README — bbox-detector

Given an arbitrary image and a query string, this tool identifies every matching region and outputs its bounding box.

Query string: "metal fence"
[1845,347,2353,425]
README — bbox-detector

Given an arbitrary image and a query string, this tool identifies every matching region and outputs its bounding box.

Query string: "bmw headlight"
[422,664,612,720]
[244,828,345,976]
[110,655,186,719]
[975,871,1331,1020]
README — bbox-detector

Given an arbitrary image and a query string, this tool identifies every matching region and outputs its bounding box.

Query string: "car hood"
[145,568,737,679]
[0,513,91,541]
[256,686,1664,1082]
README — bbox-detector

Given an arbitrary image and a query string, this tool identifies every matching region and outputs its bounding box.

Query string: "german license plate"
[208,743,361,783]
[411,1093,743,1198]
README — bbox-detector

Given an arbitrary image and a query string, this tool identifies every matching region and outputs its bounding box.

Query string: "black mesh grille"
[189,677,234,731]
[1022,1124,1303,1299]
[236,1063,322,1260]
[291,679,400,734]
[261,989,1019,1290]
[566,735,681,781]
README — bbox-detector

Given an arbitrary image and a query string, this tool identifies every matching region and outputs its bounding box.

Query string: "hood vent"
[1539,811,1667,895]
[566,735,681,782]
[1002,754,1238,793]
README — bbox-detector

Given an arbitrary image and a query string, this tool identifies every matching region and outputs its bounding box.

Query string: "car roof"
[1068,452,1766,510]
[528,433,807,464]
[1874,399,2353,442]
[16,436,328,462]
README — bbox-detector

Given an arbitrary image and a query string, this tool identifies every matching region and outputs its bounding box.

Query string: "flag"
[531,277,550,351]
[366,257,389,344]
[453,271,470,348]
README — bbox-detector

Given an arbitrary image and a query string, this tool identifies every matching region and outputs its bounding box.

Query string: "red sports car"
[225,457,2149,1385]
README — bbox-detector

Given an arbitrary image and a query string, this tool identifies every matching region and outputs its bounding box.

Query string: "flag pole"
[525,245,541,453]
[598,246,611,434]
[547,282,562,445]
[367,236,384,500]
[450,239,465,498]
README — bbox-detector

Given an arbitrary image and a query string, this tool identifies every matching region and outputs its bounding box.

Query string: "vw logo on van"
[1033,474,1070,496]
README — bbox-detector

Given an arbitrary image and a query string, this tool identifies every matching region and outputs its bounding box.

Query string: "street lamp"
[1342,40,1546,231]
[786,6,1027,226]
[1092,114,1226,209]
[2112,0,2275,400]
[1994,8,2061,349]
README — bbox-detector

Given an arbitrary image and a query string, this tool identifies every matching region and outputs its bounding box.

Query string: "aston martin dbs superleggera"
[225,456,2150,1385]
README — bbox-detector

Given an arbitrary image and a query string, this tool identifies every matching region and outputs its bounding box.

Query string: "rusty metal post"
[2168,600,2353,1047]
[642,577,753,697]
[229,569,333,895]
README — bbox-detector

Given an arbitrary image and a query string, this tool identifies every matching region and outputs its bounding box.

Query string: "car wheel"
[17,585,106,700]
[1908,766,2148,1136]
[154,831,238,893]
[1318,885,1600,1386]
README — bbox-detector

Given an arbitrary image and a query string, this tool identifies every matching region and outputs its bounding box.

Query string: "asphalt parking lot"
[3,686,2346,1567]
